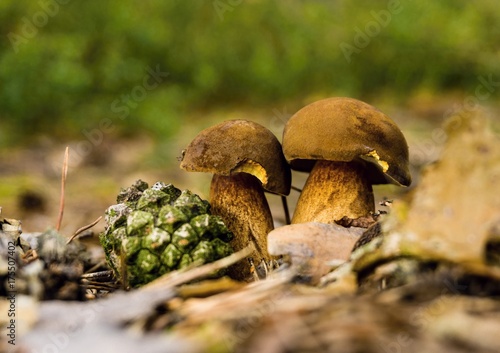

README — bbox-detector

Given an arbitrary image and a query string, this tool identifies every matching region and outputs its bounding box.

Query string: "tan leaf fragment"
[268,222,364,284]
[387,113,500,265]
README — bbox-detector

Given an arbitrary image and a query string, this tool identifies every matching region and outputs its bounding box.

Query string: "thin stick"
[66,216,103,244]
[291,185,302,193]
[143,244,255,290]
[81,281,121,292]
[84,260,108,275]
[56,147,69,231]
[281,195,291,225]
[81,270,114,281]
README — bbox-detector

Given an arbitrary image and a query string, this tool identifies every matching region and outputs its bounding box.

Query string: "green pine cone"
[100,180,234,287]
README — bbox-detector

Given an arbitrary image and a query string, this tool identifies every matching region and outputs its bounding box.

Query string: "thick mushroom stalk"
[292,160,374,223]
[210,173,274,279]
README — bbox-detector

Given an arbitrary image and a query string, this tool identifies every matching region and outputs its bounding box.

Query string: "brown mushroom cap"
[283,97,411,186]
[180,119,291,195]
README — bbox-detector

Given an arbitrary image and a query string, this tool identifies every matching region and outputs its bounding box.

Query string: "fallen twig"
[66,216,103,244]
[56,146,69,231]
[281,195,291,225]
[143,244,255,291]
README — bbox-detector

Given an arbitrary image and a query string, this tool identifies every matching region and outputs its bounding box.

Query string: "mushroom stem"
[281,195,291,225]
[209,173,275,280]
[292,160,374,224]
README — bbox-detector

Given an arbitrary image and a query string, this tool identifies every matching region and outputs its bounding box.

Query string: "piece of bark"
[336,214,379,228]
[353,113,500,277]
[395,114,500,264]
[352,222,383,252]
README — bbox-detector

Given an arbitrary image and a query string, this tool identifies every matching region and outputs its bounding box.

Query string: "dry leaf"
[268,222,364,283]
[396,113,500,264]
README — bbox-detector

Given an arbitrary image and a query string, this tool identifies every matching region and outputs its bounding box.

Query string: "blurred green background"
[1,0,499,231]
[2,0,499,144]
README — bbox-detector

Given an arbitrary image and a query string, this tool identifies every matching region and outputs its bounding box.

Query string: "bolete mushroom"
[283,97,411,224]
[180,119,291,280]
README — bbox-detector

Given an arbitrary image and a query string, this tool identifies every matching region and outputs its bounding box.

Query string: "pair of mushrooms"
[180,97,411,280]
